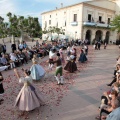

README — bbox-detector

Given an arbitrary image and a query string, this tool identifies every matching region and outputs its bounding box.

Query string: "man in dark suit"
[11,42,16,53]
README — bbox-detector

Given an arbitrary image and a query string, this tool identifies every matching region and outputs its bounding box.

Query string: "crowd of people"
[95,56,120,120]
[2,38,119,120]
[94,40,107,50]
[1,38,119,119]
[0,39,88,113]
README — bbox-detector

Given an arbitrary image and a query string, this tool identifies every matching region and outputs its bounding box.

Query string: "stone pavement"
[0,43,119,120]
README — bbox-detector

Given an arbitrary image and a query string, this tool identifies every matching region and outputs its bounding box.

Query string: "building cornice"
[83,3,115,13]
[41,0,116,15]
[41,3,83,15]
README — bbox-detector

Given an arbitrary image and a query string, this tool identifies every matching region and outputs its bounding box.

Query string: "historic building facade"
[41,0,119,43]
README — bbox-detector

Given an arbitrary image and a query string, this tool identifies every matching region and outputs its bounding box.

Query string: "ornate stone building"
[41,0,120,43]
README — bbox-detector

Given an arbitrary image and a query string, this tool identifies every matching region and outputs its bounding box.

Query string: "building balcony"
[83,22,96,26]
[83,21,111,29]
[70,21,78,26]
[96,23,108,28]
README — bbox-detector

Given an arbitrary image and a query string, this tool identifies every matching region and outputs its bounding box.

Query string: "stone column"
[102,30,106,41]
[82,28,86,40]
[91,30,95,44]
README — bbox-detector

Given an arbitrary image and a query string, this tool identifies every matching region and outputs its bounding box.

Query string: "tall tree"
[111,15,120,32]
[7,13,42,42]
[0,17,8,43]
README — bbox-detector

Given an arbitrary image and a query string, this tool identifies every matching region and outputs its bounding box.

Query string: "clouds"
[0,0,18,21]
[0,0,90,22]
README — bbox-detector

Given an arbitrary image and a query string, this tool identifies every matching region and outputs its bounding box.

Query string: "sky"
[0,0,90,23]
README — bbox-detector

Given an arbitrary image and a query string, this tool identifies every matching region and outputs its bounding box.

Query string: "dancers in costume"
[52,53,64,85]
[0,65,9,105]
[70,47,77,61]
[59,48,65,64]
[14,68,44,111]
[30,58,45,81]
[64,55,77,73]
[66,46,71,60]
[48,49,56,70]
[78,49,87,63]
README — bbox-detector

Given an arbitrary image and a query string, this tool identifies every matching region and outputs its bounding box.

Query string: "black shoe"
[60,83,64,85]
[0,99,4,102]
[107,84,111,86]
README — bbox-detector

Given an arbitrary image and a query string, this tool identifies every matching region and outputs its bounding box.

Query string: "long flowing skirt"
[30,64,45,81]
[78,54,87,63]
[14,85,44,111]
[64,61,77,73]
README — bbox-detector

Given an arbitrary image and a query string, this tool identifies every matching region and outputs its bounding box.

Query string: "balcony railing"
[83,22,96,26]
[97,23,108,27]
[70,21,78,26]
[83,21,111,28]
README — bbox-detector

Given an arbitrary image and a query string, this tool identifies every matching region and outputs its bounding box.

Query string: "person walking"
[98,40,101,50]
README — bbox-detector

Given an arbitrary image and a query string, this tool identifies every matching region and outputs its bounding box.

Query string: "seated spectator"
[23,49,30,61]
[10,53,19,67]
[116,56,120,65]
[37,48,44,59]
[107,65,120,86]
[113,64,119,78]
[19,51,28,64]
[96,90,120,120]
[0,54,10,69]
[16,51,24,65]
[100,82,120,111]
[106,107,120,120]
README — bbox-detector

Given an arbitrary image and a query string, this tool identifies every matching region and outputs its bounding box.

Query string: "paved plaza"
[0,41,119,120]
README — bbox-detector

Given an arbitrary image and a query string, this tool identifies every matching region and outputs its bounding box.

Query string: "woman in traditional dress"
[30,57,45,81]
[64,55,77,73]
[70,47,77,61]
[0,66,9,105]
[78,49,87,63]
[66,46,71,60]
[14,68,44,111]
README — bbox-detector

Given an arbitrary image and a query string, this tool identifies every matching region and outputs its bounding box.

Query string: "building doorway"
[105,31,110,44]
[85,30,91,44]
[95,30,103,41]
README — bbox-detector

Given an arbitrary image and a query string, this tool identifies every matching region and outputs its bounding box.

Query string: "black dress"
[64,60,77,73]
[0,72,4,94]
